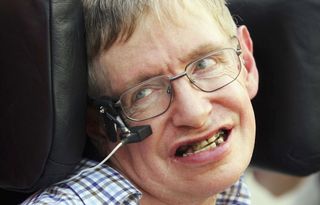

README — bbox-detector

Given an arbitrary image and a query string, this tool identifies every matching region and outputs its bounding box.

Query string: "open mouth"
[175,129,230,157]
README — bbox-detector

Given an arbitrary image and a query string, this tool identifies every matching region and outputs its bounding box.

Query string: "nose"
[170,79,212,128]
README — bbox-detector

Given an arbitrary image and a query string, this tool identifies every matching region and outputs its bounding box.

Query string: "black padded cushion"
[0,0,87,192]
[230,0,320,175]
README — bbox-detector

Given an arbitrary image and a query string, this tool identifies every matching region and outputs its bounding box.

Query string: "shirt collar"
[216,175,251,205]
[68,159,250,204]
[66,159,142,204]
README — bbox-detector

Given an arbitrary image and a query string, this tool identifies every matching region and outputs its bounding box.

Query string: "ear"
[237,25,259,99]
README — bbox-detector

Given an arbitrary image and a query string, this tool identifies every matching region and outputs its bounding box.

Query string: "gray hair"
[82,0,237,97]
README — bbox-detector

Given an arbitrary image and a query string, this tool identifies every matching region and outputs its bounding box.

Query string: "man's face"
[99,9,257,204]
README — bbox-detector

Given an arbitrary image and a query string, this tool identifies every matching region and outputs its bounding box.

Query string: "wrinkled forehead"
[142,1,223,27]
[123,0,227,43]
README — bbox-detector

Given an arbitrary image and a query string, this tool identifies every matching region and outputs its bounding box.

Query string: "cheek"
[234,93,256,164]
[213,82,256,144]
[111,139,159,181]
[125,122,166,163]
[119,114,172,172]
[118,134,170,185]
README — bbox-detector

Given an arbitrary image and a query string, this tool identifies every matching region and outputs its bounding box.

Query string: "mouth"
[175,129,230,157]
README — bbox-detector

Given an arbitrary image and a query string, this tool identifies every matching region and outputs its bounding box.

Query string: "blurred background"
[230,0,320,204]
[245,169,320,204]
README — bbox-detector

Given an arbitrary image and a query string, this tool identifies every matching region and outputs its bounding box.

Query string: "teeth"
[207,136,216,143]
[180,130,227,157]
[192,140,209,151]
[216,137,224,145]
[185,147,193,155]
[195,142,217,153]
[192,130,225,151]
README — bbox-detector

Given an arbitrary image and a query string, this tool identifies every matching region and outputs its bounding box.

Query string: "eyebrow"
[179,43,222,63]
[115,70,163,98]
[132,70,163,86]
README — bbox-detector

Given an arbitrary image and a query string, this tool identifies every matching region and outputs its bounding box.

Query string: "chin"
[209,150,252,193]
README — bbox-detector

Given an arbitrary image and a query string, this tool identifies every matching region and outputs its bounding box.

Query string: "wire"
[57,140,125,184]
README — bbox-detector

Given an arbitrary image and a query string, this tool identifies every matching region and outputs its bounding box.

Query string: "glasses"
[114,45,242,122]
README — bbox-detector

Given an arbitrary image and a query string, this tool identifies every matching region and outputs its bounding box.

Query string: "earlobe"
[237,25,259,99]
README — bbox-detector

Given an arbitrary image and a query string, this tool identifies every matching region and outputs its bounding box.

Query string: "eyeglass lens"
[119,48,241,121]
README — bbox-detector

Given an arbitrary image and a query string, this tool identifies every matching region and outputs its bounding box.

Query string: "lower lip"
[172,131,232,166]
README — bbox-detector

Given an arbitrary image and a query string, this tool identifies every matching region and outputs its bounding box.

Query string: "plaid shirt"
[22,159,250,205]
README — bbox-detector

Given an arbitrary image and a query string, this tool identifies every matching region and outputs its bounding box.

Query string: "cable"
[56,140,125,184]
[55,124,151,185]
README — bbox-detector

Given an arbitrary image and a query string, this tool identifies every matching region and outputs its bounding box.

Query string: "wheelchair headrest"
[0,0,87,192]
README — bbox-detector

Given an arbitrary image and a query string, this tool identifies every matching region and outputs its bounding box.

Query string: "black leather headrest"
[230,0,320,176]
[0,0,87,192]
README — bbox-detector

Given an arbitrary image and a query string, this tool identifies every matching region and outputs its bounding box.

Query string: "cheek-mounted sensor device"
[93,96,152,144]
[57,97,152,184]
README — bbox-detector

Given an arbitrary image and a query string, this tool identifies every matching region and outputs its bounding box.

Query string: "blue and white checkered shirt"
[22,159,250,205]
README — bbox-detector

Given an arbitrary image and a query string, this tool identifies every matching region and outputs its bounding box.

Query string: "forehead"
[99,7,229,97]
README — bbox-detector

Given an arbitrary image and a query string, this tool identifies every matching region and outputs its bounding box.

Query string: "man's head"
[84,0,258,204]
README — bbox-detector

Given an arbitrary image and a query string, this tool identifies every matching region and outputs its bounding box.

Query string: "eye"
[188,53,227,80]
[190,57,219,77]
[195,58,217,70]
[134,88,152,102]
